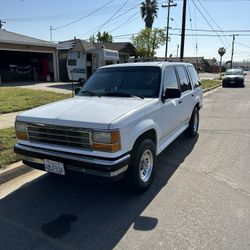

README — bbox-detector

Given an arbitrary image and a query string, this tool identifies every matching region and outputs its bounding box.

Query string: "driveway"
[0,76,249,249]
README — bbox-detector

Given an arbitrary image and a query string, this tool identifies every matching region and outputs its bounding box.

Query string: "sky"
[1,0,250,62]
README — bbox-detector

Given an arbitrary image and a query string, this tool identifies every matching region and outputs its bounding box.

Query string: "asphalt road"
[0,75,250,250]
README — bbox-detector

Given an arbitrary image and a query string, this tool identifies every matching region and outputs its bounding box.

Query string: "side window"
[187,66,201,88]
[163,67,178,90]
[176,66,192,92]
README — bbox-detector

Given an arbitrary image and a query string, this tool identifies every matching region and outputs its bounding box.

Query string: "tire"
[185,107,199,137]
[126,139,156,192]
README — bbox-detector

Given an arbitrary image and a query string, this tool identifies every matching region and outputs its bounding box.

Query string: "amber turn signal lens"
[16,131,28,140]
[111,130,120,144]
[92,142,121,152]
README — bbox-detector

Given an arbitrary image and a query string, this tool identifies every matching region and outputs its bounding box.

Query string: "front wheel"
[126,139,156,192]
[185,107,199,137]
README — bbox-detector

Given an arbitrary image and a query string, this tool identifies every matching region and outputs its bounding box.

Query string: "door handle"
[192,94,194,97]
[178,100,183,104]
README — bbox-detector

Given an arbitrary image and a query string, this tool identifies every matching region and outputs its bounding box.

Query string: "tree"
[96,31,113,43]
[131,28,166,59]
[218,47,226,78]
[140,0,159,28]
[89,31,113,43]
[89,34,96,43]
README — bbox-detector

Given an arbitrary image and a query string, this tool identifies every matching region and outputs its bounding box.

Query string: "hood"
[17,96,153,129]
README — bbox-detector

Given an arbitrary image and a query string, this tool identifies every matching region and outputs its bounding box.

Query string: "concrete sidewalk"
[0,111,21,129]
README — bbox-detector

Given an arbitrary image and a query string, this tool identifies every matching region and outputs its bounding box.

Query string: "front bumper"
[14,143,130,179]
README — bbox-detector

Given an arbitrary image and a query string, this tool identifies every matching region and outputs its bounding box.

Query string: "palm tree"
[140,0,159,29]
[218,47,226,78]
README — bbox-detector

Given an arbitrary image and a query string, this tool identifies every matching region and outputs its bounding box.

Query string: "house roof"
[58,39,95,52]
[0,29,57,48]
[94,42,136,56]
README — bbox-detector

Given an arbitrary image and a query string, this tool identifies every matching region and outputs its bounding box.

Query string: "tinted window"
[187,66,201,88]
[79,66,161,98]
[225,69,243,75]
[163,67,178,90]
[176,66,191,92]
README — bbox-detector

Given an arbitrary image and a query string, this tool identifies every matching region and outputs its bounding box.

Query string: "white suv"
[14,62,203,192]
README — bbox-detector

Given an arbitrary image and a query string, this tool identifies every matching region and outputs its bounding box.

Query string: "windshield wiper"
[78,90,101,97]
[103,92,144,99]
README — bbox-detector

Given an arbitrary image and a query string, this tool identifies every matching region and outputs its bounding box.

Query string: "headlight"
[15,121,28,140]
[92,130,120,152]
[93,131,112,144]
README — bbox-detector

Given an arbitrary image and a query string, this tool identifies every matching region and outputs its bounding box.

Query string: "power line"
[196,0,231,47]
[187,0,196,56]
[191,0,229,48]
[53,0,115,30]
[235,41,250,49]
[76,1,139,38]
[170,28,250,33]
[169,33,250,37]
[3,1,139,22]
[96,0,130,33]
[110,11,140,33]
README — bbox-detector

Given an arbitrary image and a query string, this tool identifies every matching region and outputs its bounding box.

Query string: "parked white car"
[14,62,203,192]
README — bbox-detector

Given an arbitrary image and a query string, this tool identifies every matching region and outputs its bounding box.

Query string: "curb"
[0,82,223,185]
[0,161,32,185]
[203,83,222,93]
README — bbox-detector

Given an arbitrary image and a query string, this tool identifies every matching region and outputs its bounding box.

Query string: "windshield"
[78,66,161,98]
[225,69,243,75]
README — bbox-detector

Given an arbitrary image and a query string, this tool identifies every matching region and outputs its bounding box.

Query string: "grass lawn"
[0,87,71,114]
[0,127,20,169]
[201,79,221,89]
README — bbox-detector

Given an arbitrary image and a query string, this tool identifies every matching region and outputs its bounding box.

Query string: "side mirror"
[164,88,181,100]
[74,87,81,95]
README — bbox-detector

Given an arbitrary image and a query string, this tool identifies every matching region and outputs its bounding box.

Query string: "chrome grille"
[27,124,91,149]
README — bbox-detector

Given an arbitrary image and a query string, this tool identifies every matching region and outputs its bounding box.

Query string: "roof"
[0,29,57,48]
[100,61,193,69]
[58,39,96,52]
[94,42,136,56]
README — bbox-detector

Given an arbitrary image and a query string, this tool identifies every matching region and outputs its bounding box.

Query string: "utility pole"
[230,34,238,69]
[0,20,6,29]
[180,0,187,60]
[50,26,53,42]
[162,0,177,60]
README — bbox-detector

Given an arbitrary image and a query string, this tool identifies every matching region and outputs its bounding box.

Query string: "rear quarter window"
[187,66,201,88]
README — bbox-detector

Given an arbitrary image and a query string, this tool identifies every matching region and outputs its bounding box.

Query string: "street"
[0,75,249,250]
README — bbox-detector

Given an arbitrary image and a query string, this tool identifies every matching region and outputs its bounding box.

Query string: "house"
[0,29,59,83]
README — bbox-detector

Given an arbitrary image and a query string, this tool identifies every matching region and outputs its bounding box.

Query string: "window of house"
[68,59,77,66]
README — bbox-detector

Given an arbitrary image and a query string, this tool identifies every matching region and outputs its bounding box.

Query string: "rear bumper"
[222,78,244,87]
[14,143,130,179]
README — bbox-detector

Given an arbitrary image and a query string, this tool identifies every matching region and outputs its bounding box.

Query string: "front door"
[160,66,182,143]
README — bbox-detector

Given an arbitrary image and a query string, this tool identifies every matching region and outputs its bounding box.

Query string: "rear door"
[175,65,194,125]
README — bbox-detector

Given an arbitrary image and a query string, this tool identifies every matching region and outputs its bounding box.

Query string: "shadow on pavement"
[0,134,198,250]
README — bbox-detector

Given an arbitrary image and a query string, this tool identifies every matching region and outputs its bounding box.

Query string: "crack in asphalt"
[185,168,250,198]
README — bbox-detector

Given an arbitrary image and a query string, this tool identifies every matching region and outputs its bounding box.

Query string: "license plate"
[230,80,235,84]
[44,159,65,175]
